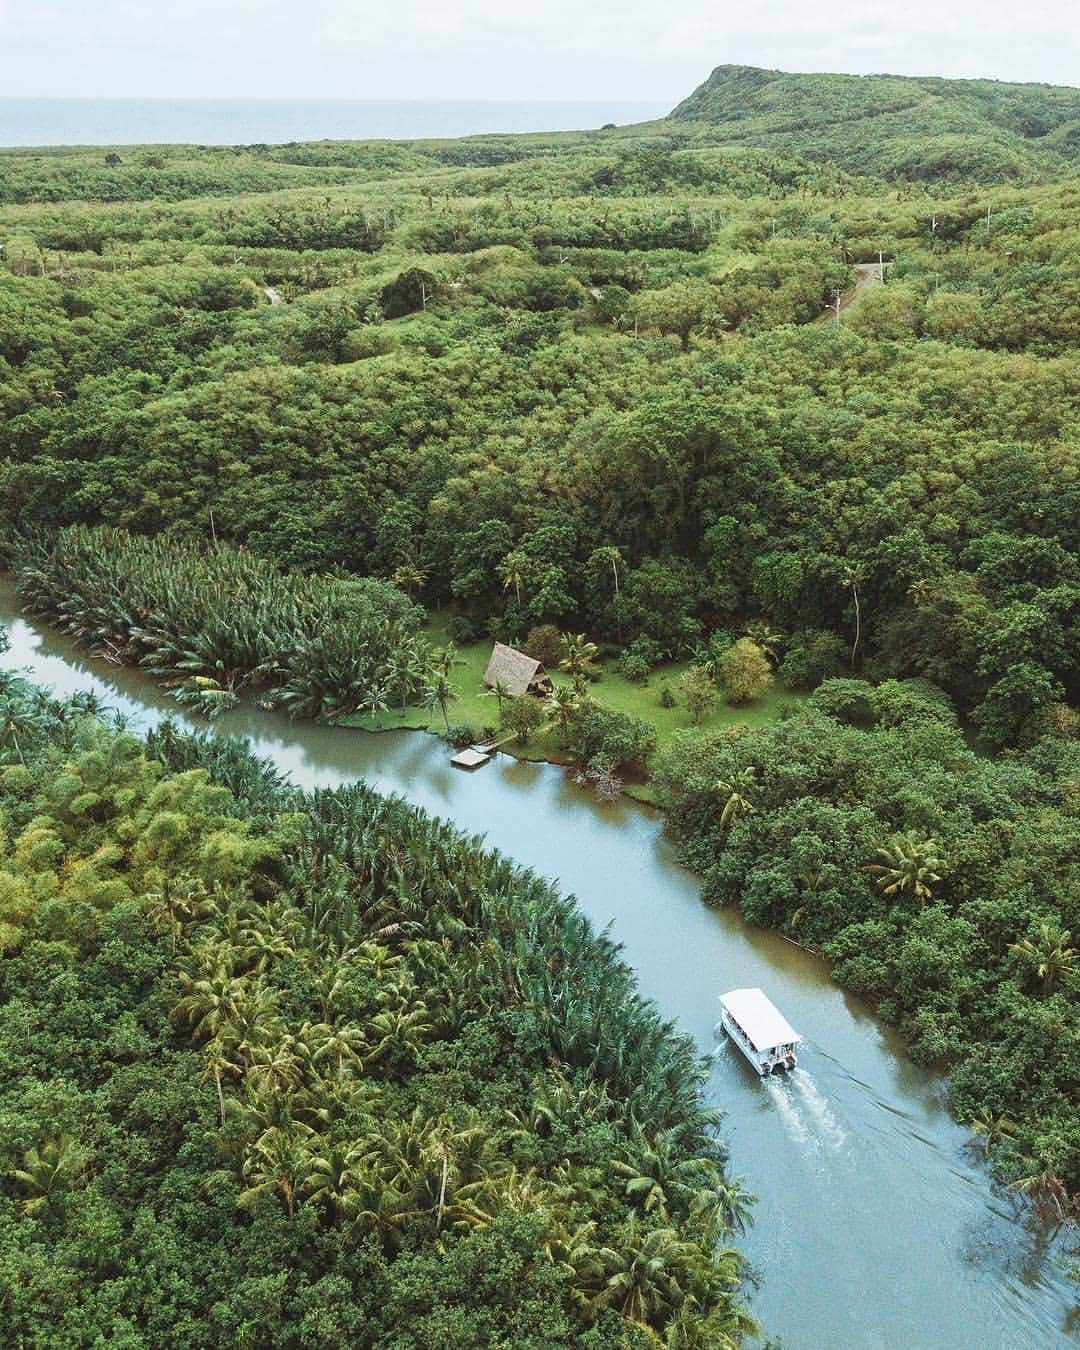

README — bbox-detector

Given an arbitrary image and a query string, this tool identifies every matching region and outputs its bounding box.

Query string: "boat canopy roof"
[720,988,800,1051]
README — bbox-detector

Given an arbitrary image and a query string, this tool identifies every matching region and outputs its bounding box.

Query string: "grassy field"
[338,614,804,799]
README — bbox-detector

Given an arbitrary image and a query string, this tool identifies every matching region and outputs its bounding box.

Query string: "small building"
[483,642,553,697]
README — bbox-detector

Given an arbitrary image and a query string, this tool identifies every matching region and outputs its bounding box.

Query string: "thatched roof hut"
[483,642,552,697]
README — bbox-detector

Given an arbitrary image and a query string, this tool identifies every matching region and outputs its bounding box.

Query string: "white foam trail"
[791,1069,846,1149]
[764,1075,814,1149]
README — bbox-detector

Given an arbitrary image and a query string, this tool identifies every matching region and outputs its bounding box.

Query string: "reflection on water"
[1,582,1075,1350]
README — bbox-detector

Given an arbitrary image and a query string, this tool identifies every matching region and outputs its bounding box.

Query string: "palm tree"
[598,546,623,600]
[172,965,246,1044]
[714,768,756,830]
[741,619,782,666]
[302,1141,367,1221]
[386,640,428,714]
[143,876,208,955]
[967,1108,1016,1156]
[539,1218,606,1301]
[907,578,934,607]
[364,1004,434,1075]
[483,677,512,717]
[590,545,625,640]
[359,679,390,728]
[391,560,428,600]
[245,1038,305,1096]
[1008,924,1076,994]
[590,1221,690,1328]
[346,1173,416,1252]
[613,1125,718,1221]
[305,1019,367,1082]
[236,1128,315,1220]
[432,643,462,680]
[1009,1156,1072,1229]
[0,696,46,767]
[709,1174,756,1236]
[201,1034,243,1127]
[545,684,578,739]
[841,567,863,669]
[867,835,943,905]
[424,673,456,735]
[559,633,599,694]
[236,900,299,974]
[500,554,527,609]
[13,1135,90,1216]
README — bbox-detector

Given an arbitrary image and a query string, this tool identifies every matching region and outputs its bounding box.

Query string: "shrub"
[446,614,480,644]
[623,635,664,668]
[873,679,957,730]
[779,630,848,690]
[380,266,437,318]
[809,678,877,727]
[719,638,773,705]
[659,685,676,709]
[567,702,657,770]
[522,624,562,667]
[502,695,544,744]
[445,724,477,749]
[620,652,651,683]
[679,665,719,724]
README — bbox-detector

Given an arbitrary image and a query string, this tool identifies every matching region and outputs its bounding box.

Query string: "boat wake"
[763,1073,812,1146]
[763,1069,847,1153]
[790,1068,847,1149]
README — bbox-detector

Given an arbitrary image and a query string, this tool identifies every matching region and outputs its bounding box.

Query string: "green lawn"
[338,615,805,791]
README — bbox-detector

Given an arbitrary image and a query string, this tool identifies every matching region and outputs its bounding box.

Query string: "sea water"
[0,98,670,147]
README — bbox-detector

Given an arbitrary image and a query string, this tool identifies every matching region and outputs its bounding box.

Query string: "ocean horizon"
[0,98,672,148]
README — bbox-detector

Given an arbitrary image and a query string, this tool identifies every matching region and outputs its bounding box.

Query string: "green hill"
[669,64,1080,182]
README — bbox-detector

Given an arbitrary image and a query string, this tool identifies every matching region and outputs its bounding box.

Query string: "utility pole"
[833,288,841,327]
[878,249,885,283]
[986,203,992,234]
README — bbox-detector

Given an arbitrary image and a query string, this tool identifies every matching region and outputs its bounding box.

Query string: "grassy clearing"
[338,614,805,779]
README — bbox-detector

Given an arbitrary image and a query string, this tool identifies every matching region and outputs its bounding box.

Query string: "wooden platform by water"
[450,747,490,769]
[450,735,515,769]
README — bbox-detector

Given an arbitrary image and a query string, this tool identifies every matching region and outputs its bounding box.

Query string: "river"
[0,583,1075,1348]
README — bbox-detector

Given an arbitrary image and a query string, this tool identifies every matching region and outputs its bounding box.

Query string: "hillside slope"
[670,65,1080,182]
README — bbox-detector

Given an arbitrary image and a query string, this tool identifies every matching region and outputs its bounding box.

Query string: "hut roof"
[484,642,546,696]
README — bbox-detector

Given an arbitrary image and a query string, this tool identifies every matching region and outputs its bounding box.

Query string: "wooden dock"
[450,747,490,770]
[449,735,515,769]
[472,734,515,754]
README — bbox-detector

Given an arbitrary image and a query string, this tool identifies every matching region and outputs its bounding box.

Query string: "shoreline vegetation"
[0,642,756,1344]
[3,532,805,808]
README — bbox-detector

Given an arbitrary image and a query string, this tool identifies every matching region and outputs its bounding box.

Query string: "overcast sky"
[1,0,1076,100]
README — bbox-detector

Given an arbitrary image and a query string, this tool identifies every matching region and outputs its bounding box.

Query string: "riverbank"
[337,613,804,805]
[2,589,1073,1348]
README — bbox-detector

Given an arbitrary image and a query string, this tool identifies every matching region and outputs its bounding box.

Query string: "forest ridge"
[670,64,1080,181]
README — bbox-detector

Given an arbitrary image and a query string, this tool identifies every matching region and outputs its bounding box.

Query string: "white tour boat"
[718,988,801,1075]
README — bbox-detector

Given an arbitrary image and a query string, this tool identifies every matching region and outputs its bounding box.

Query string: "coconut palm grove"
[0,63,1078,1345]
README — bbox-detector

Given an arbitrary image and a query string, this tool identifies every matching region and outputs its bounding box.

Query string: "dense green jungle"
[0,64,1078,1344]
